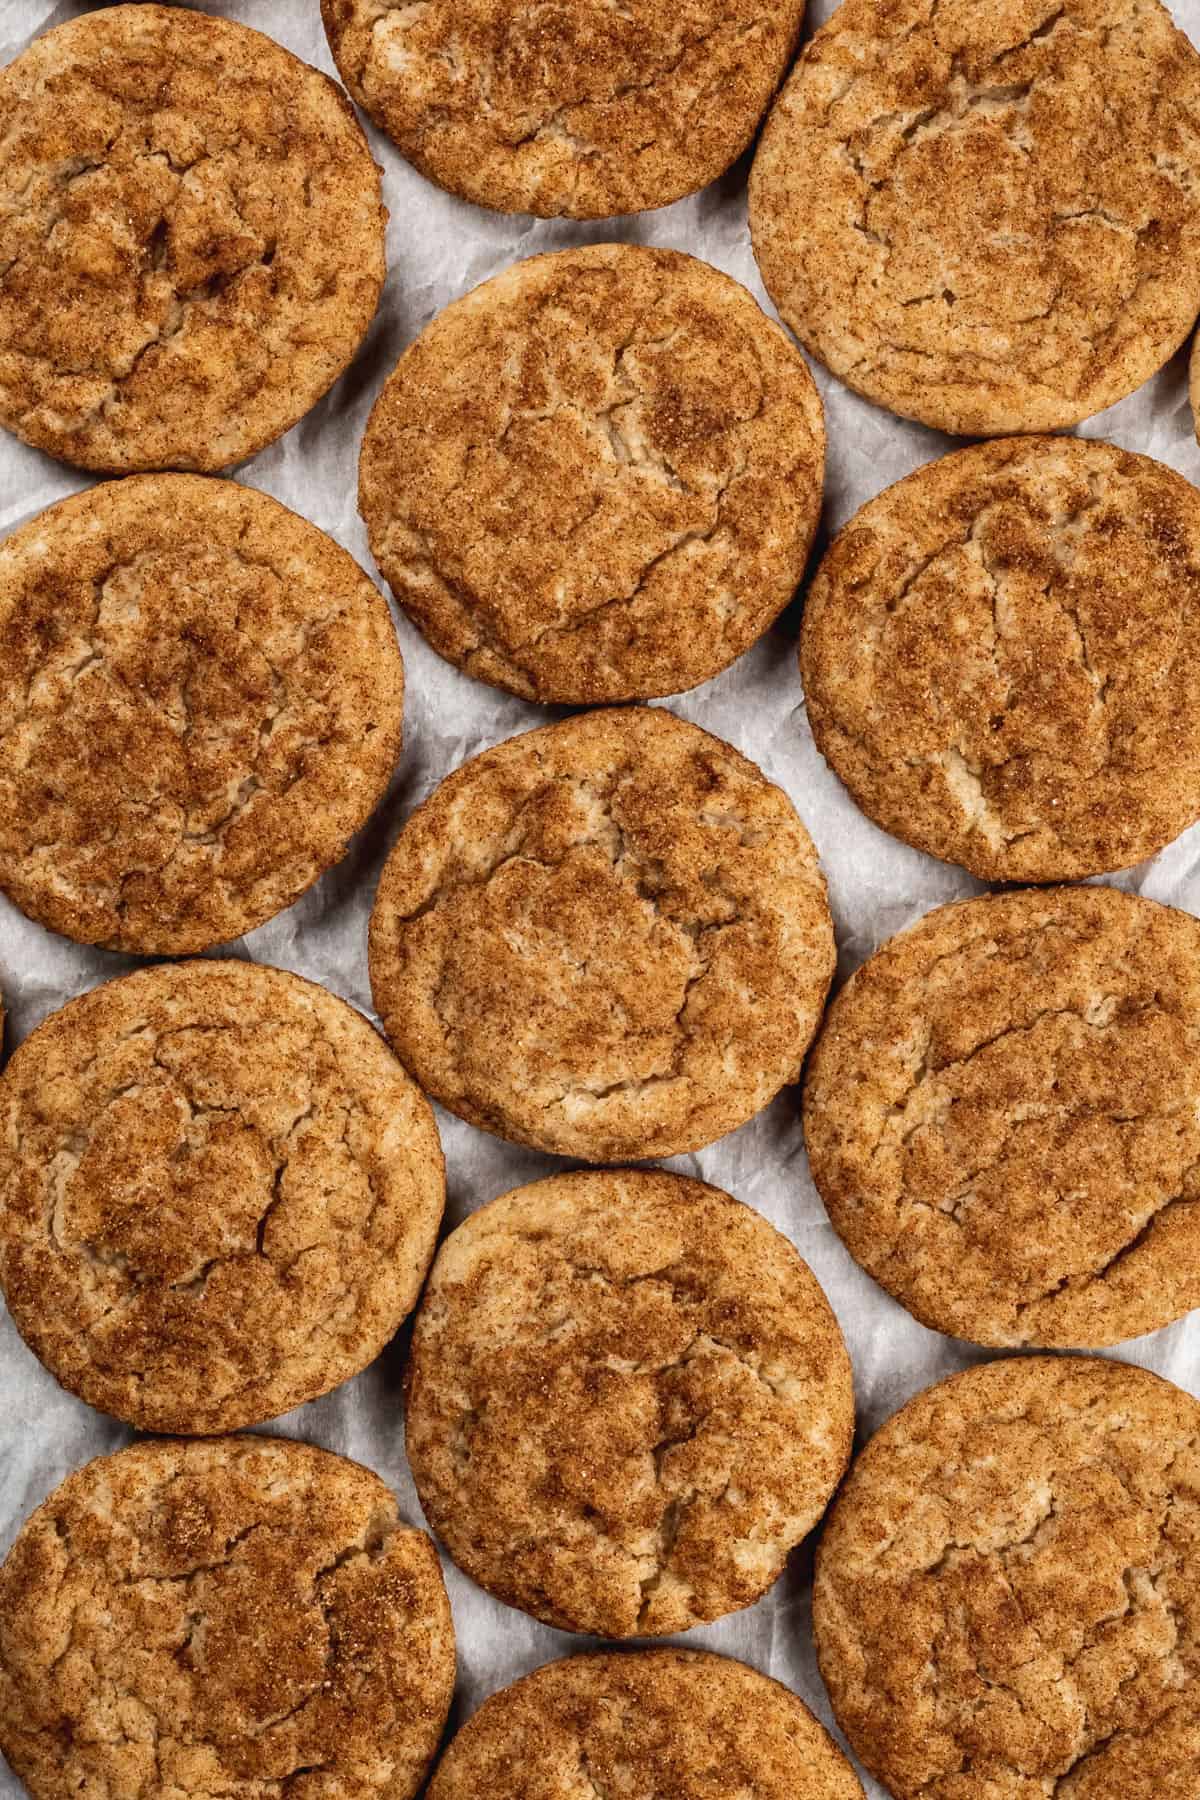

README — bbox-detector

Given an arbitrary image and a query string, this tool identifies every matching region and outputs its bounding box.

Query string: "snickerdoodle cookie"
[427,1651,863,1800]
[322,1,807,219]
[814,1355,1200,1800]
[0,475,404,954]
[0,959,444,1433]
[0,1436,454,1800]
[800,437,1200,882]
[359,245,824,704]
[749,0,1200,435]
[368,706,835,1161]
[406,1169,853,1637]
[804,886,1200,1348]
[0,6,386,472]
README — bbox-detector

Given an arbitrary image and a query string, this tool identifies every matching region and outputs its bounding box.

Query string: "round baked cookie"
[803,885,1200,1349]
[0,6,386,473]
[426,1650,863,1800]
[0,1436,455,1800]
[406,1169,854,1637]
[368,706,835,1160]
[360,245,824,705]
[0,959,444,1434]
[814,1355,1200,1800]
[322,1,807,220]
[800,437,1200,882]
[749,0,1200,435]
[0,475,404,954]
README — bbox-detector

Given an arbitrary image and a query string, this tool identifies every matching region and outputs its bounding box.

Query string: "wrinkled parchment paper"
[2,2,1200,1793]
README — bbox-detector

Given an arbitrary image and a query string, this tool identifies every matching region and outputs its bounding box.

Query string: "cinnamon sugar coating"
[0,476,404,955]
[0,1437,454,1800]
[0,5,386,472]
[0,960,444,1433]
[804,886,1200,1348]
[406,1169,853,1636]
[750,0,1200,435]
[800,437,1200,882]
[426,1650,863,1800]
[322,0,807,219]
[814,1356,1200,1799]
[360,245,824,705]
[368,706,835,1161]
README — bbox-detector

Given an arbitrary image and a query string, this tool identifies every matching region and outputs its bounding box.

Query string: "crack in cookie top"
[0,475,404,955]
[359,245,824,705]
[799,437,1200,883]
[368,706,835,1161]
[813,1356,1200,1800]
[0,1437,455,1800]
[426,1650,864,1799]
[322,0,807,220]
[749,0,1200,435]
[405,1169,854,1637]
[803,886,1200,1348]
[0,6,386,472]
[0,960,445,1434]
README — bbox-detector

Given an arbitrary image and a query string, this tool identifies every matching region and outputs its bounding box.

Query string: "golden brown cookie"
[0,1436,455,1800]
[0,475,404,955]
[359,245,824,705]
[368,706,835,1161]
[0,959,444,1434]
[749,0,1200,435]
[0,6,386,473]
[406,1169,854,1637]
[800,437,1200,882]
[322,1,807,220]
[813,1355,1200,1800]
[427,1650,863,1800]
[803,885,1200,1349]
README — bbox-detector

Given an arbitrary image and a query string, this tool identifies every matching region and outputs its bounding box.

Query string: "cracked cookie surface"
[0,475,404,955]
[749,0,1200,435]
[359,245,824,705]
[405,1169,853,1636]
[322,0,807,220]
[799,437,1200,882]
[368,706,835,1161]
[0,1436,455,1800]
[0,960,445,1433]
[426,1649,863,1799]
[0,5,386,473]
[813,1355,1200,1800]
[803,886,1200,1348]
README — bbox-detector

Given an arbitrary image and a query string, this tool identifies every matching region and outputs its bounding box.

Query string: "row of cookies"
[0,872,1196,1624]
[330,0,1200,441]
[5,647,1200,1363]
[2,1337,1198,1794]
[325,0,1200,441]
[3,869,1198,1434]
[5,2,1200,482]
[6,382,1200,969]
[0,1430,868,1796]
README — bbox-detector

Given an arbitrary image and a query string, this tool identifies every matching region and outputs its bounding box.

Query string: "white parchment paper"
[2,2,1199,1793]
